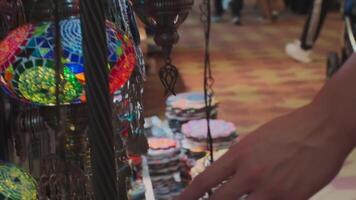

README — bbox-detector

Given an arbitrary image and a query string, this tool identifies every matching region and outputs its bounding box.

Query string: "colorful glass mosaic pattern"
[0,18,136,105]
[0,163,37,200]
[0,25,33,71]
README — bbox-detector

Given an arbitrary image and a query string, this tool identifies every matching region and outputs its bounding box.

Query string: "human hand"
[178,104,355,200]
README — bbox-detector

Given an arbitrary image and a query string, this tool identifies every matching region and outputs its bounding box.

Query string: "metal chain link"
[200,0,215,163]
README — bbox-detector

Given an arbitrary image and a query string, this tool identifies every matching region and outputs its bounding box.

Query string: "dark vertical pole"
[0,91,9,161]
[80,0,118,199]
[203,0,214,163]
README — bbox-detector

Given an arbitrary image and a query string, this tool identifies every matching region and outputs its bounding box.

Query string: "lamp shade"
[0,163,37,200]
[0,18,136,105]
[130,0,194,48]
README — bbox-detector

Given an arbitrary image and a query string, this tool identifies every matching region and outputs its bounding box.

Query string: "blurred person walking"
[213,0,244,25]
[231,0,244,25]
[285,0,331,63]
[257,0,285,22]
[213,0,225,21]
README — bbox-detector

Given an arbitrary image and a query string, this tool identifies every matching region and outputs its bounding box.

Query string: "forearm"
[178,54,356,200]
[311,53,356,148]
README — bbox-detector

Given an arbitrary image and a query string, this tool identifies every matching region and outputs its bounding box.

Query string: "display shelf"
[142,156,155,200]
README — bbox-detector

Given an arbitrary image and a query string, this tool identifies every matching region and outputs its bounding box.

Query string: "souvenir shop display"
[189,149,235,200]
[165,92,218,134]
[182,119,238,152]
[128,180,146,200]
[0,18,135,105]
[178,154,193,187]
[0,0,222,198]
[0,0,149,199]
[142,91,239,195]
[146,138,183,199]
[190,149,228,178]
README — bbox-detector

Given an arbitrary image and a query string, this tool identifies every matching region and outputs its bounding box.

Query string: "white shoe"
[232,17,242,25]
[285,41,312,63]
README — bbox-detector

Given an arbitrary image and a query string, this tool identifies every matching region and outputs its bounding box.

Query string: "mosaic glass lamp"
[0,163,37,200]
[0,18,136,105]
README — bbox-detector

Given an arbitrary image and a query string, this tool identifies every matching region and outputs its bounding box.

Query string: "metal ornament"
[130,0,194,94]
[114,0,148,154]
[201,0,215,164]
[159,58,179,95]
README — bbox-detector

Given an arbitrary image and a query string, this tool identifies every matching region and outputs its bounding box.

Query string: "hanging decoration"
[0,0,212,198]
[0,18,136,105]
[130,0,194,95]
[109,1,148,197]
[0,163,38,200]
[117,0,148,154]
[201,0,215,164]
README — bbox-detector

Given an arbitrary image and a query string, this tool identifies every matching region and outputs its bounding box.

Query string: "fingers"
[209,173,251,200]
[177,150,237,200]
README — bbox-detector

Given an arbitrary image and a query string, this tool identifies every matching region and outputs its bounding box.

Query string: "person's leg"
[231,0,244,25]
[270,0,284,13]
[300,0,329,50]
[257,0,270,19]
[213,0,224,22]
[215,0,224,16]
[231,0,244,17]
[285,0,330,63]
[270,0,284,20]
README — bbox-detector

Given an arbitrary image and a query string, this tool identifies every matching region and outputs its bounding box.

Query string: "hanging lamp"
[130,0,194,95]
[0,0,136,105]
[0,162,38,200]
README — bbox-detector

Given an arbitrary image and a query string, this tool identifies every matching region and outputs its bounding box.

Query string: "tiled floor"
[143,1,356,199]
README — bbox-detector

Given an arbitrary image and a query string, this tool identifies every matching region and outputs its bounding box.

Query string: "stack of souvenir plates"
[146,138,183,199]
[165,92,218,134]
[182,119,238,152]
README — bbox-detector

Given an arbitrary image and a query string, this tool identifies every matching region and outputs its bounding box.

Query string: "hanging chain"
[53,0,72,198]
[200,0,215,163]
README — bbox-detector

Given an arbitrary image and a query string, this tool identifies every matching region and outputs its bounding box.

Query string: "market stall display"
[128,180,146,200]
[190,149,228,178]
[182,119,238,152]
[165,92,218,134]
[0,0,235,198]
[146,138,183,199]
[0,18,135,105]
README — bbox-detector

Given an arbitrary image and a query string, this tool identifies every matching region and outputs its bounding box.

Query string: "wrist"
[308,95,356,150]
